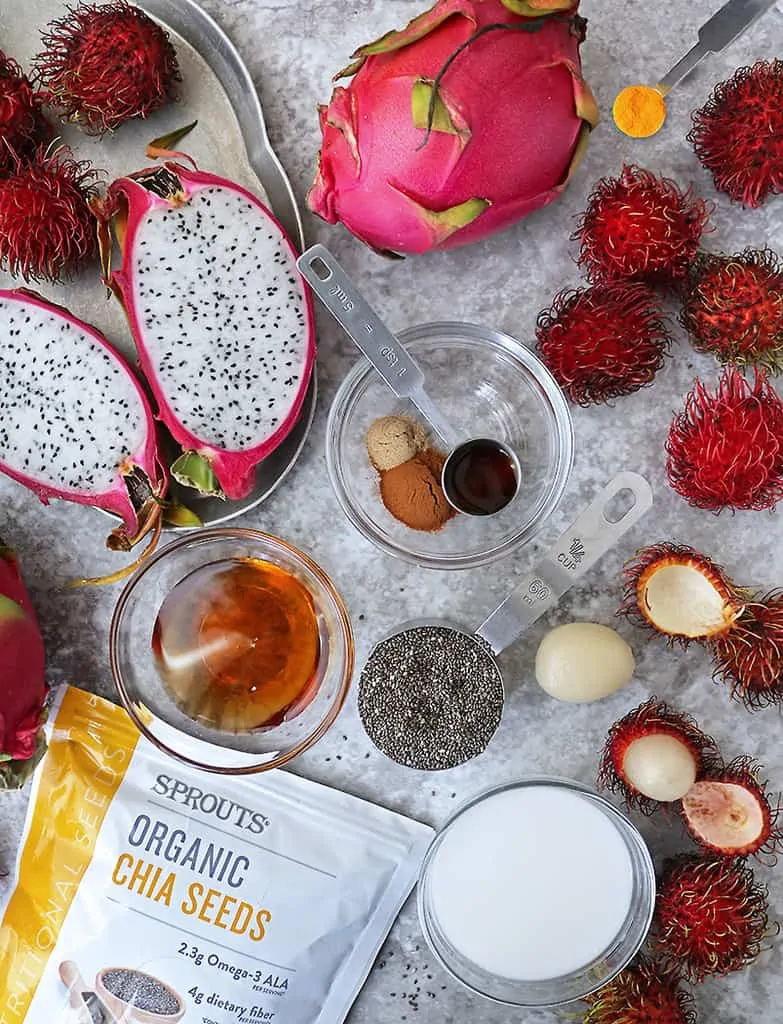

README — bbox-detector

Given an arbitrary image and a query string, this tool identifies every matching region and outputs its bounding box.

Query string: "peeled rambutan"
[0,51,50,176]
[535,282,671,405]
[598,697,722,814]
[0,144,99,282]
[574,164,711,286]
[711,592,783,710]
[666,366,783,513]
[582,958,696,1024]
[652,854,770,982]
[620,541,745,644]
[682,756,782,859]
[688,60,783,208]
[32,0,181,135]
[680,248,783,372]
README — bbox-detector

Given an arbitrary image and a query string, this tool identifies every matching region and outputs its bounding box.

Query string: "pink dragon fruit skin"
[0,535,47,784]
[0,290,168,552]
[308,0,598,255]
[94,161,316,502]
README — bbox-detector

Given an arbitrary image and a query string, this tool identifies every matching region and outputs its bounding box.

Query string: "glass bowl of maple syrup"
[109,528,354,774]
[327,322,573,569]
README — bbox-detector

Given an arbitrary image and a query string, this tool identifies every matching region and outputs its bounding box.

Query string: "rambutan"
[0,51,50,176]
[711,592,783,710]
[680,248,783,372]
[619,542,745,644]
[32,0,181,135]
[688,60,783,208]
[666,366,783,513]
[598,697,722,813]
[582,958,696,1024]
[573,164,711,286]
[0,144,99,282]
[652,854,770,982]
[682,756,782,859]
[535,282,671,405]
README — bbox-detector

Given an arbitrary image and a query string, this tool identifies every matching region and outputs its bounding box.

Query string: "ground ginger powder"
[613,84,667,138]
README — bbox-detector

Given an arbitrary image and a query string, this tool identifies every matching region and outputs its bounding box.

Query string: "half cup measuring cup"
[359,471,654,769]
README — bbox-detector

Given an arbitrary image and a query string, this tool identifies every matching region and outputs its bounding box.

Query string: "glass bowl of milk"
[417,777,655,1006]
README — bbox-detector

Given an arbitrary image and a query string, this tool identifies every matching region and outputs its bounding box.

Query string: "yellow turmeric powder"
[613,84,667,138]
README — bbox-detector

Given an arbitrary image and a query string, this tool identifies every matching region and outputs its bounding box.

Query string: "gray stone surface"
[2,0,783,1021]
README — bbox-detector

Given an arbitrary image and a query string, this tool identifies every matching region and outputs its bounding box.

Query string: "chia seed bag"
[0,686,433,1024]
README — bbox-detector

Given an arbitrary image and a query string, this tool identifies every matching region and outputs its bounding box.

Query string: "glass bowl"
[109,528,354,774]
[326,322,573,569]
[417,777,656,1007]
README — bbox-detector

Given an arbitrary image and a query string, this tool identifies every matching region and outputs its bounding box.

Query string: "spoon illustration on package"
[358,471,653,770]
[297,244,520,517]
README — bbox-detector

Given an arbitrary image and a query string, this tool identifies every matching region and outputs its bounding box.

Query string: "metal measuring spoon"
[359,472,653,769]
[296,244,520,517]
[614,0,777,137]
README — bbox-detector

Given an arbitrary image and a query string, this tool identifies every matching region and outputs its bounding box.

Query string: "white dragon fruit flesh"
[93,160,316,500]
[0,289,168,550]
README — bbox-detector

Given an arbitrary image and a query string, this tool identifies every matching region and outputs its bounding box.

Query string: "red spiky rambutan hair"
[597,697,722,815]
[0,51,50,176]
[535,282,671,405]
[573,164,711,286]
[652,854,770,982]
[688,60,783,208]
[666,366,783,513]
[680,248,783,372]
[711,592,783,710]
[0,144,99,282]
[681,755,783,859]
[582,958,696,1024]
[32,0,181,135]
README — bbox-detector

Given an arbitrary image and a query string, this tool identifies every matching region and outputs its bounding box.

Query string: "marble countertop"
[2,0,783,1021]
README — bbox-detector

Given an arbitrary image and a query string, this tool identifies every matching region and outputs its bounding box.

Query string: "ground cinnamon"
[379,448,456,532]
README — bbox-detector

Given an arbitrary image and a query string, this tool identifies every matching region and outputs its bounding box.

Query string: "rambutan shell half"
[621,542,744,643]
[681,757,781,858]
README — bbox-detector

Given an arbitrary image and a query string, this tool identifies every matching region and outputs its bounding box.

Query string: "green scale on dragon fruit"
[94,161,316,500]
[0,534,47,789]
[0,290,167,551]
[308,0,598,255]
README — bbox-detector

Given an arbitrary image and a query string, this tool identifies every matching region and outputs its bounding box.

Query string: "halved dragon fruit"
[93,160,316,500]
[0,532,47,789]
[0,289,167,551]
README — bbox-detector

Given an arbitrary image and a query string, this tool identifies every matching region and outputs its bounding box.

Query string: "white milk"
[429,785,634,981]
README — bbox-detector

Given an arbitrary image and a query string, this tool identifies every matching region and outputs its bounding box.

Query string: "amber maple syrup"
[152,558,320,732]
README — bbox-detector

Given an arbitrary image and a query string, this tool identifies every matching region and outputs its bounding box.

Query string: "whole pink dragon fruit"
[0,534,47,789]
[309,0,598,255]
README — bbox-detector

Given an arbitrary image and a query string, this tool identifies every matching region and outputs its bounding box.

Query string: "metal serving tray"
[0,0,316,527]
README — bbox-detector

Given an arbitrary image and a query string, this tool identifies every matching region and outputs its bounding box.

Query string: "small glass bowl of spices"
[110,528,354,773]
[327,322,573,569]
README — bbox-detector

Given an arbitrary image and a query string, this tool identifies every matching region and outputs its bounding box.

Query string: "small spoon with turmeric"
[613,0,777,138]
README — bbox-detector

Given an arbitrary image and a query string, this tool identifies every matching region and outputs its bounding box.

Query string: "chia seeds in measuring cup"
[100,968,182,1016]
[358,624,504,770]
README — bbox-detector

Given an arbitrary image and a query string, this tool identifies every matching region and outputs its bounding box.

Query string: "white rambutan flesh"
[623,733,699,802]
